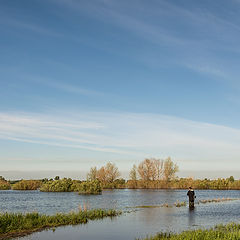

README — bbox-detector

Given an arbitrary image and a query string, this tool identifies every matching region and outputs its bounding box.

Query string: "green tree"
[0,178,11,190]
[12,180,42,190]
[78,180,102,195]
[228,176,235,183]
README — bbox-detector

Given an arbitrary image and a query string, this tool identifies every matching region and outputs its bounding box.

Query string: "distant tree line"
[1,158,240,191]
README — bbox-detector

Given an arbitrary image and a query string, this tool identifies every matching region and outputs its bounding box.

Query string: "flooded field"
[1,189,240,240]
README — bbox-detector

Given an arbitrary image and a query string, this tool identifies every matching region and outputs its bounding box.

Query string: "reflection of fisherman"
[187,187,196,209]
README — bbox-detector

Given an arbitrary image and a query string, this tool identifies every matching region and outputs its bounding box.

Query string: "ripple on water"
[1,189,240,240]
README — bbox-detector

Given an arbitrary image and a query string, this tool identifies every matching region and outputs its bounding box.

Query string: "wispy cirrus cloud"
[3,0,240,87]
[47,81,103,97]
[182,63,228,80]
[0,112,134,155]
[51,0,240,48]
[0,9,62,38]
[1,111,240,171]
[49,0,240,86]
[5,18,62,37]
[24,75,104,97]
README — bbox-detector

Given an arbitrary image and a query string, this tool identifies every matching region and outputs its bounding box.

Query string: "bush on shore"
[12,180,42,190]
[0,180,11,190]
[78,180,102,194]
[39,178,81,192]
[40,178,102,194]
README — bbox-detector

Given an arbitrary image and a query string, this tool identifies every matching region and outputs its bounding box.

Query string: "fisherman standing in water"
[187,187,196,209]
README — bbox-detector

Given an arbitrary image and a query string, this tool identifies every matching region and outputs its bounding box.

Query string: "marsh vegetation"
[0,209,121,239]
[128,197,240,209]
[139,223,240,240]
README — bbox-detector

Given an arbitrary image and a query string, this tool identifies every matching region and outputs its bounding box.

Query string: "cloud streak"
[24,75,104,97]
[1,111,240,170]
[50,0,240,86]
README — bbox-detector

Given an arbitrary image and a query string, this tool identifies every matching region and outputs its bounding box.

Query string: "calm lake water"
[1,189,240,240]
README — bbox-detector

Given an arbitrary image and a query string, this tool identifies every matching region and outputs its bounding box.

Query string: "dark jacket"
[187,190,195,202]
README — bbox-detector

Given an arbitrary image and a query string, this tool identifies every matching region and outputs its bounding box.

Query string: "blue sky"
[1,0,240,179]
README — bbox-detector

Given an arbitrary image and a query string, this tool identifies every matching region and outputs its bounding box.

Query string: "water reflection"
[188,207,196,227]
[18,200,240,240]
[1,189,240,214]
[137,207,175,227]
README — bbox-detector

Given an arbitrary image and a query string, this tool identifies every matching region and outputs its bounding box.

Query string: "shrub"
[78,180,102,195]
[12,180,42,190]
[0,180,11,190]
[40,178,77,192]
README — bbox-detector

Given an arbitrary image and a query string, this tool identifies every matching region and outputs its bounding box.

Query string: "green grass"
[138,223,240,240]
[0,209,121,239]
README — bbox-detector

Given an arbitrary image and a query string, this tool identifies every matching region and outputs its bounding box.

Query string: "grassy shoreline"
[0,209,121,240]
[139,223,240,240]
[1,207,240,240]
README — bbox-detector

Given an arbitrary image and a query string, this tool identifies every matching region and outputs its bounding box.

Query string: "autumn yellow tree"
[163,157,179,182]
[96,166,106,182]
[128,164,138,188]
[138,158,156,181]
[129,164,137,181]
[153,158,164,180]
[105,162,120,183]
[87,166,98,181]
